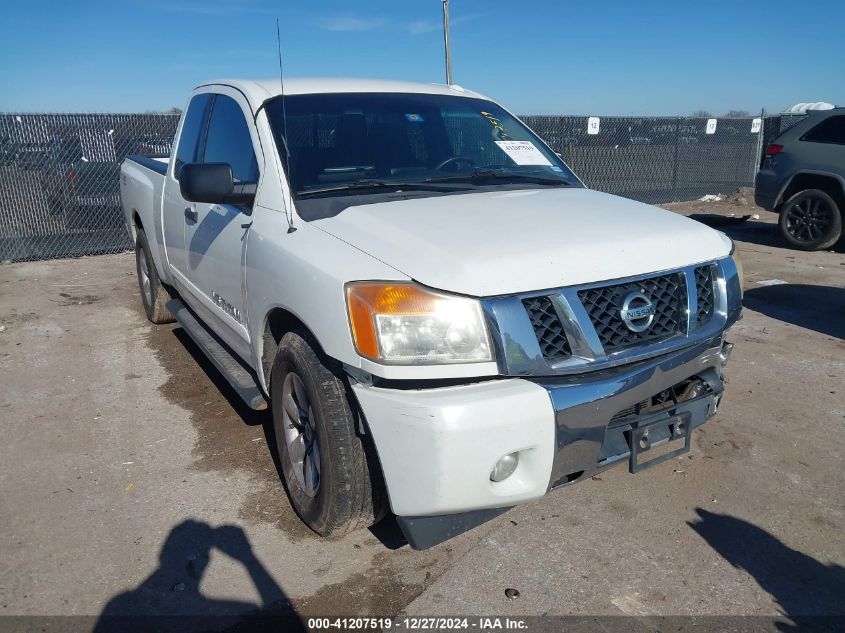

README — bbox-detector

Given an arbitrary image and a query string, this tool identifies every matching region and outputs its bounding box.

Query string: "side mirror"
[179,162,255,206]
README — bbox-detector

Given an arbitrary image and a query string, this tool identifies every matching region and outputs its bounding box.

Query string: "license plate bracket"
[629,412,692,473]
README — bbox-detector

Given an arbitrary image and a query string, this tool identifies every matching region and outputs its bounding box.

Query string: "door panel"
[183,92,261,358]
[161,185,190,288]
[162,93,212,284]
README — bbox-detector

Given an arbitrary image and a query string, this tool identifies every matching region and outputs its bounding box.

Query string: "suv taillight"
[764,144,783,158]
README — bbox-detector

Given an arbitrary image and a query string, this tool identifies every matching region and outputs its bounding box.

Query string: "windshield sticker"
[494,141,553,166]
[405,113,424,123]
[480,111,512,141]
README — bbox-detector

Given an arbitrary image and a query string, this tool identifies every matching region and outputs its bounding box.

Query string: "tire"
[134,230,174,324]
[778,189,842,251]
[270,330,385,536]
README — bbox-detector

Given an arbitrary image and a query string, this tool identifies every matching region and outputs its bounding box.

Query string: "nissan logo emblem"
[620,291,656,333]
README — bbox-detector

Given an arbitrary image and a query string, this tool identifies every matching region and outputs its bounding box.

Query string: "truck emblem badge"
[620,291,656,333]
[212,291,242,322]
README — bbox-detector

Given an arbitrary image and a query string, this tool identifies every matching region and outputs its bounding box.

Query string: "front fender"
[245,208,407,392]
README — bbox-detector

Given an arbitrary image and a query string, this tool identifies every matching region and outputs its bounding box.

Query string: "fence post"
[754,107,765,174]
[671,117,681,199]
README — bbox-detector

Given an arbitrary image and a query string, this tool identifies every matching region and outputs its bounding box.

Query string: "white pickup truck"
[121,78,742,549]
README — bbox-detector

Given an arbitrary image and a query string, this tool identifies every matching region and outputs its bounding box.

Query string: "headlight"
[345,282,493,365]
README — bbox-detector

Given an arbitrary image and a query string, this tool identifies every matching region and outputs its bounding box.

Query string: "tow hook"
[719,341,733,366]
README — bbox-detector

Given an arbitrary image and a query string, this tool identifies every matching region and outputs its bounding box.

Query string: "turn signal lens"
[345,282,492,365]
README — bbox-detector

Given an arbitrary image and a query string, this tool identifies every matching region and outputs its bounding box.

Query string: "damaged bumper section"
[353,336,731,550]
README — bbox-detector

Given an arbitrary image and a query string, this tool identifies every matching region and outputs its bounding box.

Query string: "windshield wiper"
[425,170,573,187]
[296,179,460,197]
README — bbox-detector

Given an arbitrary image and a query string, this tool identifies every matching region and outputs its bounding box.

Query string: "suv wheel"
[779,189,842,251]
[270,330,385,536]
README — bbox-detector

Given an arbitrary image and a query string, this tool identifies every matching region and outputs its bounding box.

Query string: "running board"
[167,299,268,411]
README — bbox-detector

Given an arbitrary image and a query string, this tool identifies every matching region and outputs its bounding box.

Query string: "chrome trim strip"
[551,291,605,361]
[482,256,741,377]
[683,267,698,333]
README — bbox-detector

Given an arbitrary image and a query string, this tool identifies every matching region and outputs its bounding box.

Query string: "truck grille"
[523,296,572,361]
[577,273,687,353]
[694,265,716,325]
[491,259,735,376]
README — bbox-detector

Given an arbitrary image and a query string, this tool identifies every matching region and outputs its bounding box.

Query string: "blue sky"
[1,0,843,115]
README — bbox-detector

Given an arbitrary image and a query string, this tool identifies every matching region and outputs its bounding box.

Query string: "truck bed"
[120,153,170,284]
[125,154,169,175]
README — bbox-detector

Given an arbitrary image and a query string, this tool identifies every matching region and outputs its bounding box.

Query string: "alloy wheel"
[784,196,833,243]
[277,371,321,497]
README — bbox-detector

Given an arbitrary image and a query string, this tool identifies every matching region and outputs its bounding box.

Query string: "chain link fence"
[523,115,769,204]
[0,113,178,262]
[1,111,803,263]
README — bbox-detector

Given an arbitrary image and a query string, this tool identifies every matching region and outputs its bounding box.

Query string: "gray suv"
[755,108,844,250]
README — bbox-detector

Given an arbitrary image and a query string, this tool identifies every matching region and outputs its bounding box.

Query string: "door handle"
[184,207,198,222]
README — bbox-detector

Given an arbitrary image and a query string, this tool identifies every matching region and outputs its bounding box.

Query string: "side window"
[174,94,213,179]
[202,95,259,184]
[802,115,845,145]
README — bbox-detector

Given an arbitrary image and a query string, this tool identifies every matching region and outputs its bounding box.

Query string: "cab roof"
[194,77,489,110]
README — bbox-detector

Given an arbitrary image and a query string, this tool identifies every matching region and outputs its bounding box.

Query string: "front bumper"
[541,335,725,489]
[353,336,730,549]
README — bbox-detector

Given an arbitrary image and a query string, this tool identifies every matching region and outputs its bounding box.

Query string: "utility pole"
[442,0,453,85]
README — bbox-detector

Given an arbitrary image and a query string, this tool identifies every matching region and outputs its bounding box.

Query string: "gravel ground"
[0,199,842,631]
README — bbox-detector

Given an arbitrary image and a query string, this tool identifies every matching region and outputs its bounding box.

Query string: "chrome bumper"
[537,335,727,488]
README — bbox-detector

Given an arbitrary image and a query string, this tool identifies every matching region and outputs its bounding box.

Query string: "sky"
[1,0,843,116]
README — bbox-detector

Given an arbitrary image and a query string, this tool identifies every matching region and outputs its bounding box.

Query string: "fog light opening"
[719,341,733,366]
[490,452,519,482]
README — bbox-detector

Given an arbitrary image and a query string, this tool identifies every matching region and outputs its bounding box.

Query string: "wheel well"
[131,210,143,241]
[780,174,845,211]
[261,308,312,389]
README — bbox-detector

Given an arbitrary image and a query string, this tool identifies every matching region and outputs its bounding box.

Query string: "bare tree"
[691,110,713,118]
[723,109,751,118]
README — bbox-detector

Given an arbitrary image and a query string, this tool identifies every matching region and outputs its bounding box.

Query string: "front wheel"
[778,189,842,251]
[270,330,385,536]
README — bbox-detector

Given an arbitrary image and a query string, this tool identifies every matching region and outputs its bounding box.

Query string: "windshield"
[264,92,580,197]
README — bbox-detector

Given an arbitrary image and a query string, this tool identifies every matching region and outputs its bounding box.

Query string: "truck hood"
[312,187,732,297]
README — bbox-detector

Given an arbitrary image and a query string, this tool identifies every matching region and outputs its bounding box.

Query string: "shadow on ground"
[689,212,845,253]
[689,509,845,631]
[743,285,845,339]
[93,519,306,633]
[689,215,787,249]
